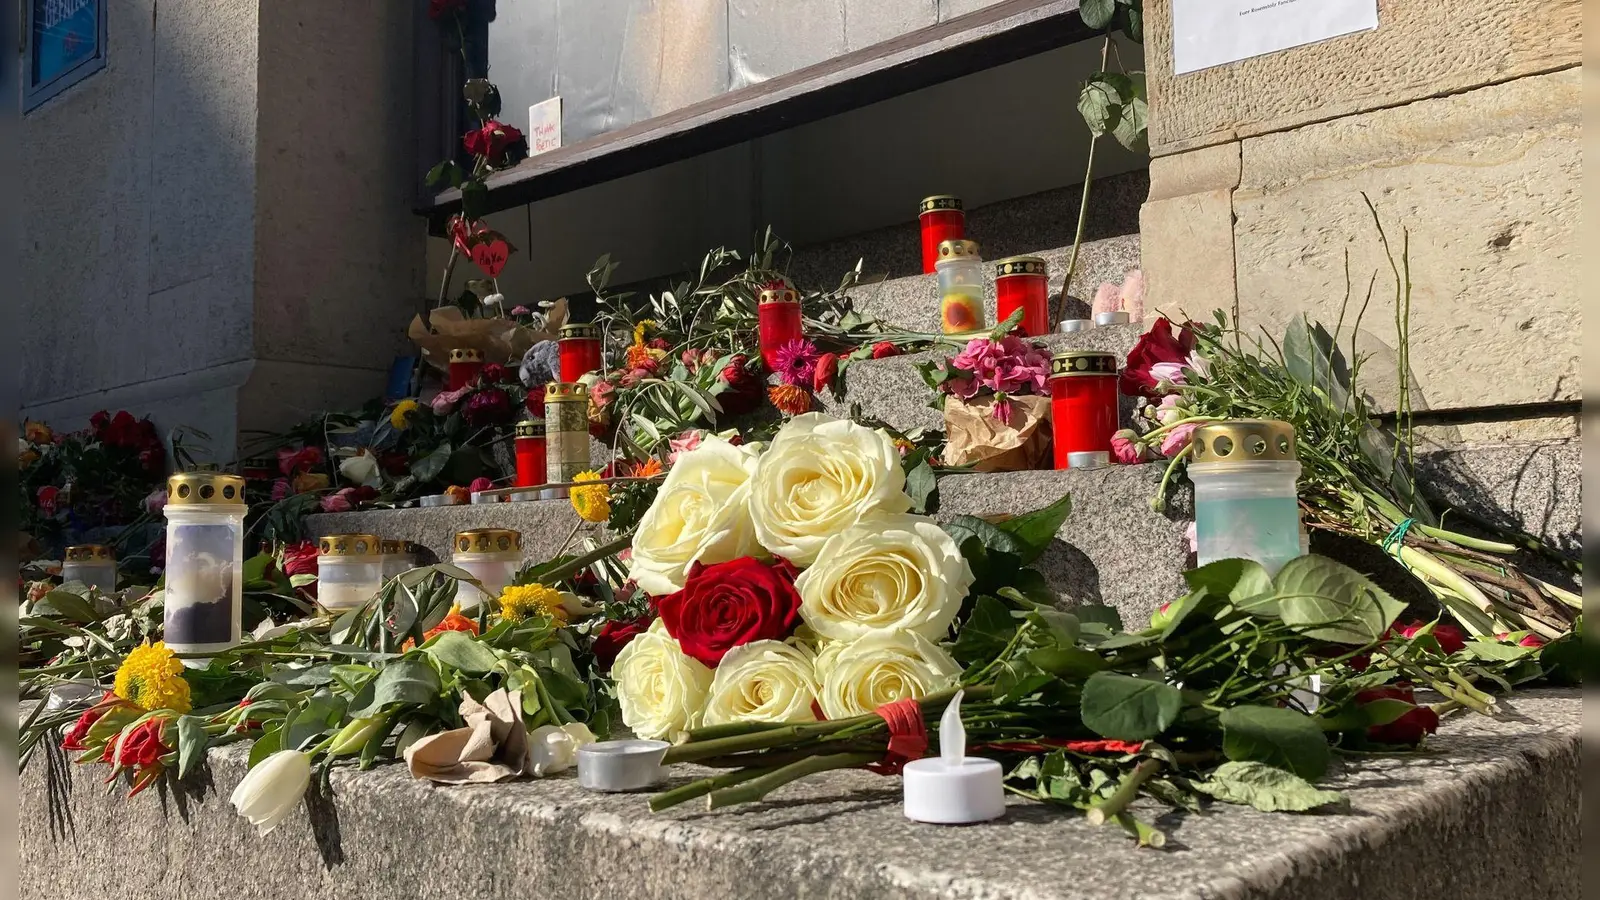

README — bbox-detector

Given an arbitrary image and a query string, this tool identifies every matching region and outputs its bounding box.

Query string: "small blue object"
[1381,517,1417,557]
[385,356,418,401]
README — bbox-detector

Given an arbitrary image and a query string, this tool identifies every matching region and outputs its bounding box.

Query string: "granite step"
[20,689,1580,900]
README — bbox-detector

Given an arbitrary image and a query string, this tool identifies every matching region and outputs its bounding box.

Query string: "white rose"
[338,451,382,488]
[612,620,713,740]
[795,512,972,642]
[817,630,962,720]
[629,437,762,595]
[748,413,913,566]
[702,640,820,727]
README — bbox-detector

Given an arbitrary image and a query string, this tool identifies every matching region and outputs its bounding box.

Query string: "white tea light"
[1067,450,1111,469]
[902,690,1006,824]
[577,739,670,792]
[1093,310,1130,326]
[1058,318,1093,333]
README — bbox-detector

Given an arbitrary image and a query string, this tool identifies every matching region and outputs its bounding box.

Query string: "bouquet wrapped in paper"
[409,301,569,374]
[920,336,1054,472]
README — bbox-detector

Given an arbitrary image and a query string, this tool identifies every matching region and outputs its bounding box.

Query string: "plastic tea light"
[163,472,246,665]
[558,322,604,382]
[576,739,671,792]
[1048,351,1119,470]
[451,529,523,612]
[1189,419,1304,575]
[379,539,416,582]
[317,534,383,613]
[935,239,986,333]
[447,347,484,390]
[61,544,116,594]
[543,382,591,499]
[756,285,803,372]
[903,690,1005,824]
[994,256,1050,337]
[514,419,547,489]
[918,195,965,274]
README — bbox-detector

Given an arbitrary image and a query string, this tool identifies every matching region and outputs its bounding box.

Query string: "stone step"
[20,689,1580,900]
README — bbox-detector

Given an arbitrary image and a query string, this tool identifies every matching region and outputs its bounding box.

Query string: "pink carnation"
[1148,361,1186,388]
[469,477,495,493]
[668,430,704,464]
[1159,422,1200,458]
[1111,429,1145,465]
[431,386,470,415]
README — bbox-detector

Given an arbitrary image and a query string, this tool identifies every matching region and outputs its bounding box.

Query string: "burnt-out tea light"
[577,739,671,792]
[62,544,117,594]
[163,472,247,666]
[902,690,1005,824]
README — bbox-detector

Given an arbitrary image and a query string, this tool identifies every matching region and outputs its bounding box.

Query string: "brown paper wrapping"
[408,301,570,372]
[401,688,532,784]
[941,394,1052,473]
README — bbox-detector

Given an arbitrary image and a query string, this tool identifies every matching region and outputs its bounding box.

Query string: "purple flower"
[772,339,820,387]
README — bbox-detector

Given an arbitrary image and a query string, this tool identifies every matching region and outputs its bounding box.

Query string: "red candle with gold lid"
[559,323,604,382]
[918,195,965,274]
[1048,350,1119,470]
[757,286,803,373]
[514,419,547,488]
[995,256,1050,337]
[447,348,484,390]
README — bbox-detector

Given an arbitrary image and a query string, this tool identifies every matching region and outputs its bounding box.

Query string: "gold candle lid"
[545,382,587,402]
[559,322,602,341]
[936,239,981,261]
[167,471,247,506]
[454,528,522,554]
[378,539,414,555]
[449,348,483,363]
[515,419,546,438]
[919,195,963,215]
[758,287,799,305]
[994,256,1048,278]
[1049,351,1117,377]
[319,534,382,557]
[1192,420,1297,465]
[64,544,114,562]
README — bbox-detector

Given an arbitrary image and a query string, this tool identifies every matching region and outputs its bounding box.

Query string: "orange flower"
[625,343,656,371]
[627,457,665,478]
[402,605,480,650]
[768,384,812,416]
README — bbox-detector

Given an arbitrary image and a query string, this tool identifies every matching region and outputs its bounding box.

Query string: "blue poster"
[32,0,100,87]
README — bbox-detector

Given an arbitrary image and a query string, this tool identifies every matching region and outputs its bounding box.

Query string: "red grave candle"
[918,195,965,274]
[514,419,547,488]
[995,256,1050,337]
[448,348,484,390]
[559,323,604,382]
[757,287,803,372]
[1049,351,1119,470]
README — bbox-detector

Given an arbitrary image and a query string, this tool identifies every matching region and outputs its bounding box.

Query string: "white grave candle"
[902,690,1006,824]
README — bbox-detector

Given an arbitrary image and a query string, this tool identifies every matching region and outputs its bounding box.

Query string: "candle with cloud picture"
[162,472,247,664]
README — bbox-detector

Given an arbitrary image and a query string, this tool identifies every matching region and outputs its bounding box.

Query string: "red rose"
[716,354,766,416]
[813,352,839,393]
[277,445,324,476]
[592,617,653,672]
[61,692,122,752]
[1120,317,1196,399]
[115,717,171,769]
[463,120,526,166]
[36,485,60,515]
[1398,620,1466,655]
[871,341,900,360]
[481,363,508,383]
[280,541,318,578]
[657,557,803,667]
[1356,685,1440,745]
[463,387,513,426]
[89,410,110,435]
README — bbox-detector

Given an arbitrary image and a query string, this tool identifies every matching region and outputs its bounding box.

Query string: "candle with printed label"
[1048,351,1119,469]
[918,195,965,274]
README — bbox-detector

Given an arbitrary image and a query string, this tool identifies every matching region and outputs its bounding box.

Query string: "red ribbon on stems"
[866,698,929,776]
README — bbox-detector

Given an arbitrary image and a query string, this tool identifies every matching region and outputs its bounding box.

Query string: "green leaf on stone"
[1079,671,1184,740]
[952,595,1019,665]
[906,458,938,515]
[990,493,1072,565]
[1075,603,1125,633]
[1026,608,1080,646]
[422,630,499,675]
[1193,761,1344,812]
[411,441,453,484]
[248,724,283,768]
[1274,555,1406,645]
[1186,557,1278,617]
[176,715,209,779]
[1219,705,1331,780]
[348,657,442,718]
[1080,0,1117,29]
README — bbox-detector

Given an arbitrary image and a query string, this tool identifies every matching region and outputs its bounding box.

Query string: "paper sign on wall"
[1172,0,1377,75]
[528,96,562,155]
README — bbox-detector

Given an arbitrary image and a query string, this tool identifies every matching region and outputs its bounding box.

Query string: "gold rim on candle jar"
[936,239,981,261]
[994,256,1048,278]
[559,323,602,341]
[1191,420,1297,465]
[758,287,799,305]
[167,471,247,506]
[918,195,963,215]
[515,419,546,438]
[64,544,114,562]
[448,348,483,363]
[544,382,587,402]
[319,534,382,557]
[1048,351,1117,378]
[454,529,523,555]
[378,539,415,556]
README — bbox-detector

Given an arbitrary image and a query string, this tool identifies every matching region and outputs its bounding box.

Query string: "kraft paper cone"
[403,688,532,784]
[942,394,1052,473]
[408,300,570,372]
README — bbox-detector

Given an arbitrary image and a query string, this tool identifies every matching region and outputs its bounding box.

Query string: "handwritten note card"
[1172,0,1377,75]
[528,96,562,155]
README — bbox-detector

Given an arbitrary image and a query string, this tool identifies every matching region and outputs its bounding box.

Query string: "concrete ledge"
[21,690,1580,900]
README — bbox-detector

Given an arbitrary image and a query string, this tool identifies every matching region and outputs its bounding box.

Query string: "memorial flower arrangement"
[915,330,1054,471]
[19,410,168,554]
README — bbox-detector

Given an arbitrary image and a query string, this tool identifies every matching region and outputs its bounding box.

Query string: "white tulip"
[628,436,762,595]
[338,451,382,488]
[795,512,973,642]
[230,750,311,835]
[526,722,597,777]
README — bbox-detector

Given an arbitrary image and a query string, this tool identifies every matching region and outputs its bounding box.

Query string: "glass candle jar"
[240,456,276,484]
[545,382,591,499]
[452,528,523,612]
[379,539,416,583]
[935,239,986,333]
[62,544,117,594]
[1049,351,1119,470]
[1189,420,1304,575]
[995,256,1050,337]
[317,534,383,613]
[559,323,604,382]
[919,195,965,274]
[757,286,803,373]
[448,348,484,390]
[515,419,547,488]
[163,472,247,664]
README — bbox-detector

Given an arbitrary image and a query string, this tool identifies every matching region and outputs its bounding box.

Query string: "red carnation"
[871,341,900,360]
[1398,620,1466,655]
[277,445,324,476]
[280,541,318,578]
[1120,317,1197,399]
[813,352,839,393]
[462,387,513,426]
[1356,685,1440,745]
[61,692,122,752]
[592,617,653,672]
[716,354,766,416]
[656,557,803,667]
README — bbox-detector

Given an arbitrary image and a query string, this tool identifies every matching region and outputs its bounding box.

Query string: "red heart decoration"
[470,238,510,278]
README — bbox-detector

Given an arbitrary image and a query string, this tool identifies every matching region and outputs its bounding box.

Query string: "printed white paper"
[528,96,563,155]
[1172,0,1378,75]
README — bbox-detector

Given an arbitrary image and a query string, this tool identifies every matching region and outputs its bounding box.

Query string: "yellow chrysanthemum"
[498,583,569,625]
[631,319,659,346]
[389,399,421,431]
[569,470,612,523]
[113,641,192,713]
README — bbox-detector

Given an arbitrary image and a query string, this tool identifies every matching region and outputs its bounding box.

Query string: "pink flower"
[431,386,470,415]
[277,445,324,476]
[772,339,820,387]
[1159,422,1200,458]
[992,396,1015,426]
[144,489,168,513]
[1091,282,1121,317]
[510,305,531,316]
[319,490,353,513]
[469,477,494,493]
[271,478,292,501]
[1148,361,1186,388]
[1119,270,1145,323]
[945,372,981,400]
[1186,351,1211,380]
[1110,429,1145,464]
[668,430,704,464]
[1156,394,1184,426]
[590,380,617,411]
[1185,521,1198,554]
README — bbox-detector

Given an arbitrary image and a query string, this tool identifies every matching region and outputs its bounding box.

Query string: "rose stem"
[705,751,882,810]
[649,765,782,813]
[1085,758,1163,826]
[1112,812,1168,849]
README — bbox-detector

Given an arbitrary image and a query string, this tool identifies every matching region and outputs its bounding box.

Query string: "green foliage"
[1219,705,1331,779]
[1193,761,1344,812]
[1079,672,1184,740]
